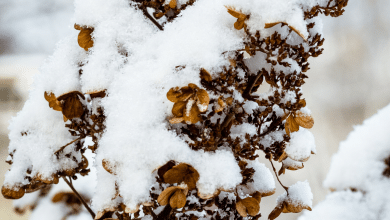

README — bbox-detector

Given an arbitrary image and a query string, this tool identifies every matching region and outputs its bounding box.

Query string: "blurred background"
[0,0,389,219]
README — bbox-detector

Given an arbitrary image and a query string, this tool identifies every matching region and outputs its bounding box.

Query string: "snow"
[299,103,390,220]
[276,181,313,208]
[285,128,316,162]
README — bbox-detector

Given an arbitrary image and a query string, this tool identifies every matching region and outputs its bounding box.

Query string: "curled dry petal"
[294,112,314,129]
[78,27,94,51]
[225,6,247,20]
[36,174,59,184]
[234,20,246,30]
[44,92,62,111]
[285,114,299,136]
[200,68,212,82]
[1,185,25,199]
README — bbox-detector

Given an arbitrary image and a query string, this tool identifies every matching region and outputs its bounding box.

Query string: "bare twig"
[243,72,263,99]
[142,8,164,31]
[62,177,96,219]
[54,137,83,156]
[269,158,289,194]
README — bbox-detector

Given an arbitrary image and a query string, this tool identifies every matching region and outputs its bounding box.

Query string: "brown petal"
[169,0,177,9]
[157,186,180,206]
[167,87,181,102]
[88,90,107,99]
[241,197,260,216]
[225,6,247,20]
[61,94,84,119]
[285,114,299,136]
[182,166,200,190]
[78,28,94,51]
[188,83,198,90]
[268,205,283,220]
[25,181,46,193]
[1,185,25,199]
[294,112,314,129]
[196,89,209,112]
[234,20,245,30]
[169,189,187,209]
[183,102,201,124]
[278,151,288,162]
[163,163,199,190]
[172,101,186,117]
[236,200,247,217]
[52,192,73,203]
[163,163,187,184]
[63,115,68,122]
[284,201,312,213]
[169,117,184,124]
[298,99,306,107]
[74,24,82,30]
[200,68,212,82]
[44,92,62,111]
[251,192,262,203]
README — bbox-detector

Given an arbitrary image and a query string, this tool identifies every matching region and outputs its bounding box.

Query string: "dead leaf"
[167,87,181,102]
[1,185,25,199]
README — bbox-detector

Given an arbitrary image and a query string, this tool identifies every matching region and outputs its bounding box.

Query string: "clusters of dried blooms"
[2,0,348,220]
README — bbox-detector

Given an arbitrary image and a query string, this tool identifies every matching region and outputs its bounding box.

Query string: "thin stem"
[243,72,263,99]
[62,177,96,219]
[269,158,289,195]
[54,137,83,156]
[142,8,164,31]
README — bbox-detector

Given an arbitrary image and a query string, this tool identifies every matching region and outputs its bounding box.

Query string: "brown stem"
[142,8,164,31]
[62,177,96,219]
[54,137,83,156]
[243,72,263,99]
[268,158,289,195]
